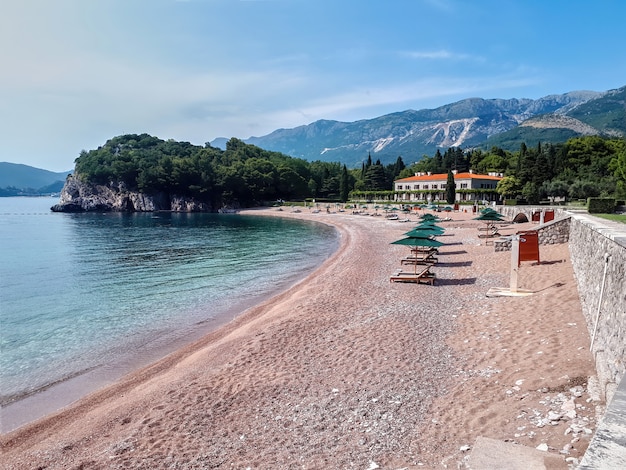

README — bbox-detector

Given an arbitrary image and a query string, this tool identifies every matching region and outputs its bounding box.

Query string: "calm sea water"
[0,197,337,428]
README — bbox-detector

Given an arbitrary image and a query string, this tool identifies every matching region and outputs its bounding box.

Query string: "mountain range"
[0,162,71,196]
[3,85,624,193]
[212,85,625,167]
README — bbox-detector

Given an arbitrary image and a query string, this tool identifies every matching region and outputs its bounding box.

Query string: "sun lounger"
[478,231,500,238]
[390,266,436,284]
[401,253,438,265]
[411,247,438,254]
[400,258,437,267]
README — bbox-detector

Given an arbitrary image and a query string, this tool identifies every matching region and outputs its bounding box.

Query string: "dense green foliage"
[75,135,319,206]
[483,127,581,153]
[73,133,626,209]
[73,134,409,207]
[587,198,616,214]
[399,136,626,204]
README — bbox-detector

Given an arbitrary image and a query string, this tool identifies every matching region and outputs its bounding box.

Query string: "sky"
[2,0,625,172]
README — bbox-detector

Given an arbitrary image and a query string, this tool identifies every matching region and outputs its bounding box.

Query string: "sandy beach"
[0,207,597,469]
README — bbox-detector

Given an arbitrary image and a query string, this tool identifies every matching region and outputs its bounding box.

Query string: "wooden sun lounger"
[401,254,438,265]
[478,232,500,238]
[390,266,436,285]
[411,247,438,254]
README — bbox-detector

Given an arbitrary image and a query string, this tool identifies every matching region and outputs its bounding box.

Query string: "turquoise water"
[0,197,337,416]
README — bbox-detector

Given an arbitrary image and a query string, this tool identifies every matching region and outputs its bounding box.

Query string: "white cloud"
[400,49,482,61]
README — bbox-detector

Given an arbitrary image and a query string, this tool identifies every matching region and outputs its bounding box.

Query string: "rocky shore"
[50,174,212,212]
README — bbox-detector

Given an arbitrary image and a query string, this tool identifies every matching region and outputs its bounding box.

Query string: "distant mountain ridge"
[0,162,71,196]
[212,86,625,166]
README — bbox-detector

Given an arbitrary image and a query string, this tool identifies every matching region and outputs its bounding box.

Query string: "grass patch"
[594,213,626,224]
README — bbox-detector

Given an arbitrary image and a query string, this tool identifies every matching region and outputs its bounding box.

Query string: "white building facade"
[394,171,503,203]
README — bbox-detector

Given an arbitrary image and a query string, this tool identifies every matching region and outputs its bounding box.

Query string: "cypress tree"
[339,164,350,202]
[446,170,456,204]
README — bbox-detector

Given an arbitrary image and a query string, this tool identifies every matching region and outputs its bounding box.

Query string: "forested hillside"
[0,163,70,196]
[73,134,354,206]
[72,133,626,208]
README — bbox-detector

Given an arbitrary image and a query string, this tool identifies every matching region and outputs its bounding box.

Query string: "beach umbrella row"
[391,221,445,274]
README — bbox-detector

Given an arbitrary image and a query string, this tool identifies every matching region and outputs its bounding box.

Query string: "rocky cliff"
[50,174,212,212]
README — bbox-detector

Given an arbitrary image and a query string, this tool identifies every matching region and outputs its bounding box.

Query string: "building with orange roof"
[394,170,503,204]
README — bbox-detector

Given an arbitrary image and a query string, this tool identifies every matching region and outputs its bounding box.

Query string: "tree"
[496,176,521,201]
[433,149,444,173]
[445,170,456,204]
[516,142,527,175]
[363,163,387,191]
[392,156,405,179]
[544,180,570,203]
[522,181,540,204]
[568,180,600,200]
[610,148,626,181]
[339,165,350,202]
[277,166,308,200]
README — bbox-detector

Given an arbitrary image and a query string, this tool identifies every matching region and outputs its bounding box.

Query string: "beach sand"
[0,208,597,469]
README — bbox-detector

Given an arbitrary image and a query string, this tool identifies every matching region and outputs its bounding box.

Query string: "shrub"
[587,198,616,214]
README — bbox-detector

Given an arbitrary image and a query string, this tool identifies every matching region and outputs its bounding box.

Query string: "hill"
[0,162,71,196]
[211,86,625,166]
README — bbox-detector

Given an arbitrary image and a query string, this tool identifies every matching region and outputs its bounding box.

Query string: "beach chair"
[390,266,436,285]
[400,252,438,265]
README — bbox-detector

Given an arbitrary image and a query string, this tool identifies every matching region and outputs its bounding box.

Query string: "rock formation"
[50,174,212,212]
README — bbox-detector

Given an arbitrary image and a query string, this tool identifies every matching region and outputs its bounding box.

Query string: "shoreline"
[0,207,598,469]
[1,212,340,433]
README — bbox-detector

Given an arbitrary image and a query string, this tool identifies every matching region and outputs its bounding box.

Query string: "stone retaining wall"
[567,214,626,404]
[498,205,569,222]
[493,216,571,252]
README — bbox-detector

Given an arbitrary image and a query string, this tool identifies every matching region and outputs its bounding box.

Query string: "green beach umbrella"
[391,236,444,273]
[405,226,444,237]
[415,221,444,231]
[392,236,444,247]
[474,211,504,221]
[415,220,442,227]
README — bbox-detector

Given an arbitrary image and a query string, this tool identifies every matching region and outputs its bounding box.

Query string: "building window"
[441,184,446,189]
[423,185,429,189]
[414,184,419,190]
[432,184,438,189]
[397,185,403,190]
[461,183,468,189]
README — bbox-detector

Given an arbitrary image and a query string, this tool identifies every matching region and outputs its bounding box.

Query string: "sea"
[0,197,338,432]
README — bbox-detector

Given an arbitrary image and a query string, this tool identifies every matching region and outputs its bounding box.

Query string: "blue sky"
[2,0,625,172]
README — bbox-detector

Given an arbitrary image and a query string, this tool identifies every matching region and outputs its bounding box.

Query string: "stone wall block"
[568,214,626,404]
